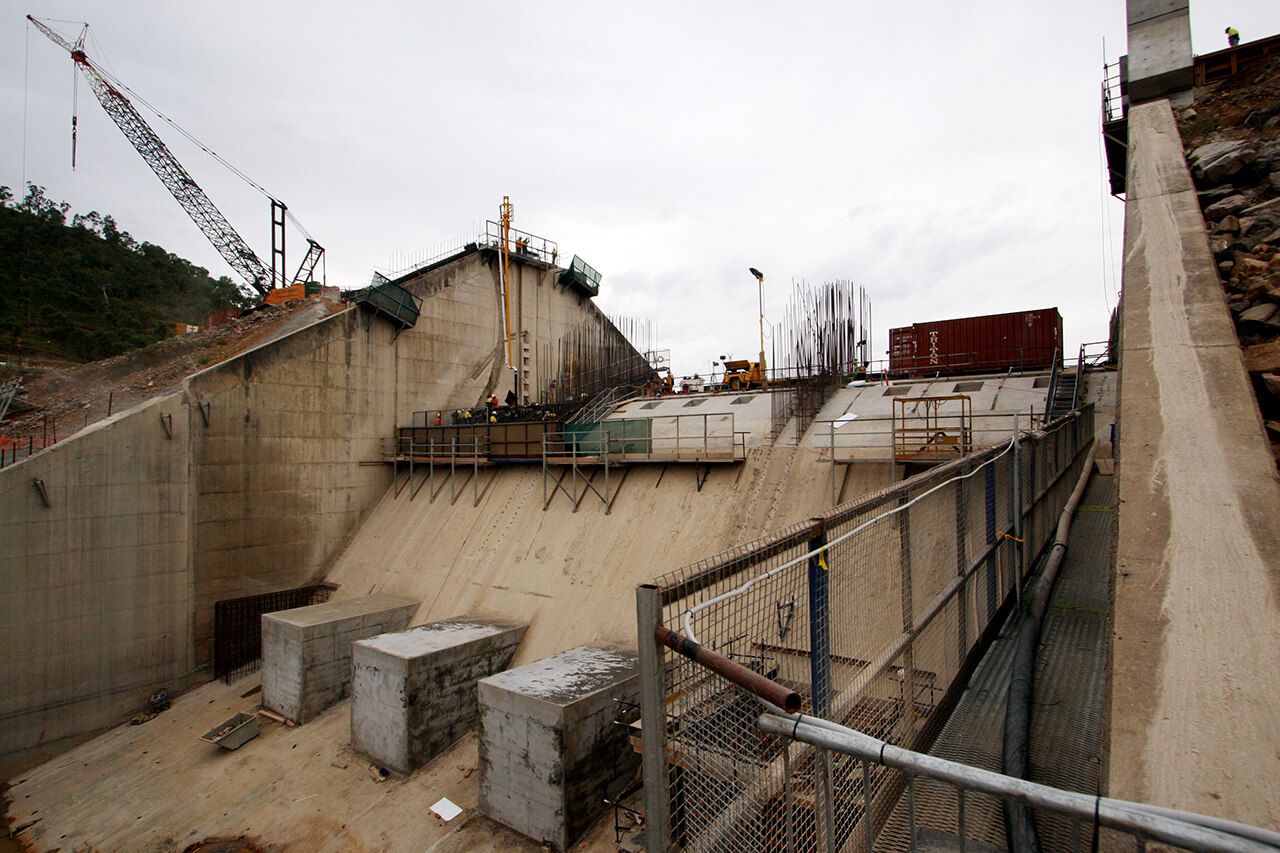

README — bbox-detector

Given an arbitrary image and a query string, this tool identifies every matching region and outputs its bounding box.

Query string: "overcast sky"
[3,2,1276,377]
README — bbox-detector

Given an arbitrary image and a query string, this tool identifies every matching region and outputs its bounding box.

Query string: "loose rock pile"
[1181,70,1280,463]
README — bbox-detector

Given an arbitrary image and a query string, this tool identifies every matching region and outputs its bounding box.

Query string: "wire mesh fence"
[637,406,1095,852]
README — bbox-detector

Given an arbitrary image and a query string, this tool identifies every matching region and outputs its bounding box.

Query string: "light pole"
[749,267,767,389]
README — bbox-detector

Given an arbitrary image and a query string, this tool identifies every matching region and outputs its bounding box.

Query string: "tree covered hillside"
[0,184,254,363]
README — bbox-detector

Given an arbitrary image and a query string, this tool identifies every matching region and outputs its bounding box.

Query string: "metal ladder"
[1045,346,1086,423]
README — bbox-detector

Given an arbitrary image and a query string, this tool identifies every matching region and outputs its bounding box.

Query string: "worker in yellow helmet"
[1226,26,1240,47]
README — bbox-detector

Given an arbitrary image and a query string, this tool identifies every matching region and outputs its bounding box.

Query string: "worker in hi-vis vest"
[1226,26,1240,47]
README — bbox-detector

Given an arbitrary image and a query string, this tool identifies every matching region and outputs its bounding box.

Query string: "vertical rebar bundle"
[538,314,656,404]
[774,279,870,380]
[770,280,872,441]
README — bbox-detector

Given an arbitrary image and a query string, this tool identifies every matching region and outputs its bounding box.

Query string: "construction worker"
[433,413,442,427]
[1226,26,1240,47]
[490,412,498,424]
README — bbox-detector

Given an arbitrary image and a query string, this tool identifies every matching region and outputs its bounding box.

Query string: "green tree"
[0,185,257,361]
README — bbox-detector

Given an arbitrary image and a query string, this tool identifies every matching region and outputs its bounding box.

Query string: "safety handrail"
[758,713,1280,853]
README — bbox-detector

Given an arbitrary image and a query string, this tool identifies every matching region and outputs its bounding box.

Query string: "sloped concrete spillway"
[0,414,891,850]
[2,358,1055,850]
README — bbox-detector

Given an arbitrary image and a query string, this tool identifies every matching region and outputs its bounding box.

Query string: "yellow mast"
[499,196,515,370]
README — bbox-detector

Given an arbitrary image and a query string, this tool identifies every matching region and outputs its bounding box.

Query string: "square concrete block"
[477,645,641,852]
[261,594,417,723]
[350,616,527,776]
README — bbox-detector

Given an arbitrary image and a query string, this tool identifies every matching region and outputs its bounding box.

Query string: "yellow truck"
[720,359,765,391]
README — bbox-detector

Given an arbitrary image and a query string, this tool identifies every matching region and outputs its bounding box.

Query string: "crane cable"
[52,20,316,242]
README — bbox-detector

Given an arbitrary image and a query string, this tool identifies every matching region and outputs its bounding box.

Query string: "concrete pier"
[1125,0,1193,103]
[477,645,641,852]
[261,594,418,723]
[350,617,526,775]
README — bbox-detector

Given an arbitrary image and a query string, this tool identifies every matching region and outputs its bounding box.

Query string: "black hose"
[1002,612,1043,853]
[1002,442,1096,853]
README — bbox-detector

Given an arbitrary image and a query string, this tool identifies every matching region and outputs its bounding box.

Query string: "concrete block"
[350,617,527,775]
[1126,0,1193,103]
[477,645,641,852]
[261,594,417,723]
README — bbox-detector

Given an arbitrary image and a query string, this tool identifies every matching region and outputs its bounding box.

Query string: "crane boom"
[28,16,277,296]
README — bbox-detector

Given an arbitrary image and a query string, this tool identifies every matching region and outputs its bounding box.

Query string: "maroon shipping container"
[888,308,1062,376]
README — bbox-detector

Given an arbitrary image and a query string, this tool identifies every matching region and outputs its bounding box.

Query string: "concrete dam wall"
[0,247,636,756]
[325,446,893,667]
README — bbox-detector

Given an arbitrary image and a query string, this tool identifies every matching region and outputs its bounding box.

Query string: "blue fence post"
[807,517,836,849]
[985,459,998,619]
[808,519,831,717]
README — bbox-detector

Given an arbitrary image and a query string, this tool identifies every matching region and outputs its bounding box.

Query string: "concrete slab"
[607,390,774,451]
[1110,98,1280,826]
[806,373,1051,461]
[477,646,641,852]
[2,674,638,852]
[262,594,418,723]
[351,616,527,775]
[606,376,1051,465]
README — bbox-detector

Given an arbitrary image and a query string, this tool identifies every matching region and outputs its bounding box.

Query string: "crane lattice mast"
[27,16,298,297]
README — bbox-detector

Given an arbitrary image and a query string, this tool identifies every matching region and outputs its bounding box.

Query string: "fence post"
[898,492,918,741]
[984,461,999,623]
[636,584,671,852]
[830,422,837,507]
[955,462,969,659]
[1012,416,1024,600]
[808,520,832,715]
[807,519,836,851]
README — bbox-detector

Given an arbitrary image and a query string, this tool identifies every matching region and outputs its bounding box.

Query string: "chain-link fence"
[636,406,1095,852]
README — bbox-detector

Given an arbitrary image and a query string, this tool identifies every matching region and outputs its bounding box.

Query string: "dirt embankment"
[0,296,346,447]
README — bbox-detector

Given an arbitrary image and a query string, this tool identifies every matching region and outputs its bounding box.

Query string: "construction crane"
[27,16,322,298]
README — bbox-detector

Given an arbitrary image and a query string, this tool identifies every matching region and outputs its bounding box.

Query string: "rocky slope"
[1178,55,1280,463]
[0,295,345,451]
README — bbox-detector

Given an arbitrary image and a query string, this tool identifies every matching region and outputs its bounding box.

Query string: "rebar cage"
[213,583,335,682]
[637,406,1095,851]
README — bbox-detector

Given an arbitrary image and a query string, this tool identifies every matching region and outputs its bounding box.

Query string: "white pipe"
[758,714,1280,853]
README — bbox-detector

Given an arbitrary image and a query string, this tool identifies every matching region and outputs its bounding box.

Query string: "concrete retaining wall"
[351,617,527,775]
[0,395,193,752]
[0,247,636,756]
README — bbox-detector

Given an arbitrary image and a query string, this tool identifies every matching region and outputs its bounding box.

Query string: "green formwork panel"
[356,281,421,328]
[563,420,652,455]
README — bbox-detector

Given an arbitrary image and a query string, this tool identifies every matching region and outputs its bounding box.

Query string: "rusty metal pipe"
[655,625,801,713]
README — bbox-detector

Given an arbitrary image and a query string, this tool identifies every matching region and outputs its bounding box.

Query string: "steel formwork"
[637,406,1095,852]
